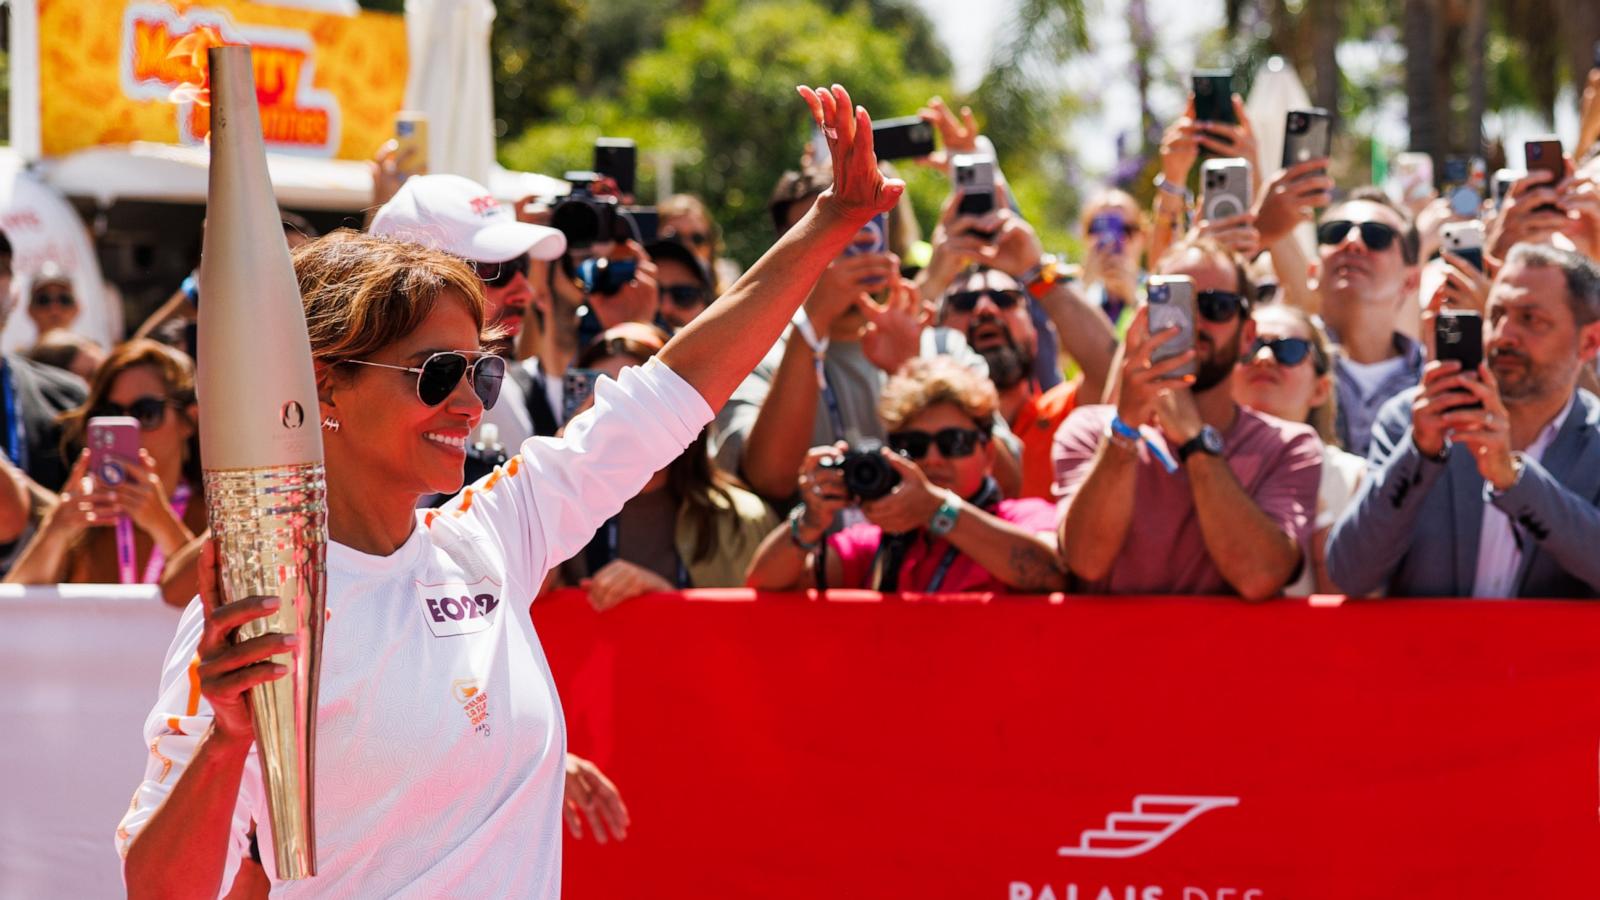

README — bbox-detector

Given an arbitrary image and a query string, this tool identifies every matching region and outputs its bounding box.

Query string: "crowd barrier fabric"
[535,589,1600,900]
[6,585,1599,899]
[0,585,178,899]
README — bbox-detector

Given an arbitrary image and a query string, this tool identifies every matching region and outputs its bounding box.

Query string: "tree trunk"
[1465,0,1488,156]
[1310,0,1344,130]
[1405,0,1442,158]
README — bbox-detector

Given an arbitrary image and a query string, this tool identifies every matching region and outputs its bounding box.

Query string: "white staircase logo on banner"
[1057,795,1240,859]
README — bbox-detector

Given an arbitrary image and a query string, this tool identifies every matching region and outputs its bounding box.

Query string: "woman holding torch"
[118,85,900,897]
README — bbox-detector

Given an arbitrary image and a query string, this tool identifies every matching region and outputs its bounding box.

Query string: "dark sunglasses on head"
[1316,219,1399,252]
[1196,289,1246,323]
[946,289,1023,314]
[32,290,76,308]
[472,254,531,289]
[1247,336,1326,373]
[888,427,989,460]
[92,396,174,431]
[662,229,709,248]
[661,284,710,309]
[342,351,505,408]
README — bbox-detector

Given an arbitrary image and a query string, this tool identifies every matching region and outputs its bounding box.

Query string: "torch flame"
[167,25,228,107]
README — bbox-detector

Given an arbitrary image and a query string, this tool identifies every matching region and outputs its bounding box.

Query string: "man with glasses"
[1311,187,1424,457]
[369,173,567,454]
[645,237,715,331]
[1054,237,1323,600]
[1327,244,1600,598]
[26,263,79,338]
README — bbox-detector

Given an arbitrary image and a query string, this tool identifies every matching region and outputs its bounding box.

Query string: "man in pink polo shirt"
[1052,237,1322,600]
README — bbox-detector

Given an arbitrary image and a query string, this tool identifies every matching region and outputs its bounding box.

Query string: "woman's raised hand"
[797,84,905,224]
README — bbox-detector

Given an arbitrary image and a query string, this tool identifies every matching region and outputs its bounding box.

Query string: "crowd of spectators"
[7,72,1600,607]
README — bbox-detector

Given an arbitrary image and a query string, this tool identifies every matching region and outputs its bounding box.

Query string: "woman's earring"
[321,416,341,433]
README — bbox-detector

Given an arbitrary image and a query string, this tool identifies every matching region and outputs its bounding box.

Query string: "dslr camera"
[819,440,901,502]
[551,171,641,251]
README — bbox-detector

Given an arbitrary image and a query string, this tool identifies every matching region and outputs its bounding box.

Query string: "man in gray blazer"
[1327,244,1600,598]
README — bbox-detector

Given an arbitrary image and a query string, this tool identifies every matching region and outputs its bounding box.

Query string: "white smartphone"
[1145,275,1197,378]
[1200,157,1252,222]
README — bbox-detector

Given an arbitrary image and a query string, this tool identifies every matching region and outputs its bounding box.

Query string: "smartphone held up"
[1145,275,1198,378]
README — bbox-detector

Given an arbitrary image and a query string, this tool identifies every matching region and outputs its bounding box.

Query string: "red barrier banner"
[532,590,1600,899]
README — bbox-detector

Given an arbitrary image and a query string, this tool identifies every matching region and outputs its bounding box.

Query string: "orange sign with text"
[37,0,406,160]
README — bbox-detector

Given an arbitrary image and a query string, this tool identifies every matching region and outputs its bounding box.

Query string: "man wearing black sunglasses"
[1056,237,1323,601]
[371,174,570,466]
[1310,188,1424,457]
[645,238,715,331]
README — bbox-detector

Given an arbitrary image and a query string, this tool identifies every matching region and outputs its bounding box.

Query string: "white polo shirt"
[117,358,712,897]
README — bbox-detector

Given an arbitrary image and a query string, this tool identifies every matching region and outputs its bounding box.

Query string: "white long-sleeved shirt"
[116,359,712,898]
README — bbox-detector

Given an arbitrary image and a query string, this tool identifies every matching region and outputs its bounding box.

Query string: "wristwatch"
[927,490,962,537]
[1177,425,1224,463]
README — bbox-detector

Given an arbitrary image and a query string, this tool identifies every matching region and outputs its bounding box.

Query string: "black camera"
[552,172,640,250]
[819,440,901,502]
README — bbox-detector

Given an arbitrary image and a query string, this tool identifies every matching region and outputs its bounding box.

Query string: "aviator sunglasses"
[1316,219,1399,253]
[343,351,505,409]
[888,427,989,460]
[92,396,175,431]
[472,254,531,289]
[1246,336,1326,373]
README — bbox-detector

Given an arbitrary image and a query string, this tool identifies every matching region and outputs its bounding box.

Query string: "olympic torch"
[197,45,327,880]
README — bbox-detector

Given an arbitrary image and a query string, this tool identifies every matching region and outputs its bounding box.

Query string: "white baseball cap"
[370,174,566,265]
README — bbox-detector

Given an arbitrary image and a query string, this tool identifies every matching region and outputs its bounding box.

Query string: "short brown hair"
[293,230,493,369]
[768,168,831,236]
[878,356,997,432]
[1156,235,1257,304]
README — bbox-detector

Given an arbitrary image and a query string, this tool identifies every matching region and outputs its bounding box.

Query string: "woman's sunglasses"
[1316,219,1399,252]
[946,289,1023,313]
[888,427,989,460]
[343,351,505,408]
[662,284,710,309]
[1197,289,1246,323]
[92,396,174,431]
[1247,336,1326,373]
[662,229,710,249]
[472,254,531,289]
[32,290,76,309]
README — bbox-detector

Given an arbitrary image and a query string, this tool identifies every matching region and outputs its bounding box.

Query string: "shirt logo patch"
[452,678,492,737]
[418,576,502,637]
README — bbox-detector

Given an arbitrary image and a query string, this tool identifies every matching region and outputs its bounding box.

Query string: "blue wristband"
[1110,416,1142,441]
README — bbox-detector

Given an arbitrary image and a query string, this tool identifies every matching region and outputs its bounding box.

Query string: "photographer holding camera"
[744,356,1063,594]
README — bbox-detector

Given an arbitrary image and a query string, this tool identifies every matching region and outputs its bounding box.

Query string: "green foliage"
[500,0,950,264]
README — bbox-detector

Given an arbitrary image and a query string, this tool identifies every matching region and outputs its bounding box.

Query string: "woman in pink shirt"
[747,356,1064,594]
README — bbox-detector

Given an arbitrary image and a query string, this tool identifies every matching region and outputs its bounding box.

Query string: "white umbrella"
[404,0,497,186]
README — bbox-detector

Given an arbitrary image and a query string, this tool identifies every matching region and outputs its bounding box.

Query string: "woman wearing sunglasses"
[6,339,204,603]
[746,356,1063,594]
[119,85,902,898]
[1231,304,1365,595]
[554,324,776,610]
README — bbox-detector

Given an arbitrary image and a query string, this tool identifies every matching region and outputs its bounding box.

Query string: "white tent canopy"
[37,143,568,212]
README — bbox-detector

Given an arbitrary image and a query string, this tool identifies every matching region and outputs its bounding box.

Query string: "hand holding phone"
[1192,70,1236,124]
[87,417,142,493]
[1144,275,1198,378]
[952,154,996,216]
[1433,310,1484,410]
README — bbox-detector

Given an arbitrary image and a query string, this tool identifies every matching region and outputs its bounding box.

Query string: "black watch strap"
[1178,426,1222,462]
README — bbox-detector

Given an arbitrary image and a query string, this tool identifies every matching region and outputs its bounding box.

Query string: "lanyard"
[0,363,25,471]
[874,477,1003,593]
[791,313,848,440]
[116,481,192,585]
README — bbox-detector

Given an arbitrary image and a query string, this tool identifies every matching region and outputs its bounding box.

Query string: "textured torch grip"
[204,463,329,880]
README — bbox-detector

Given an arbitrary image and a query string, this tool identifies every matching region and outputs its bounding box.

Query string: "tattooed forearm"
[1004,542,1067,592]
